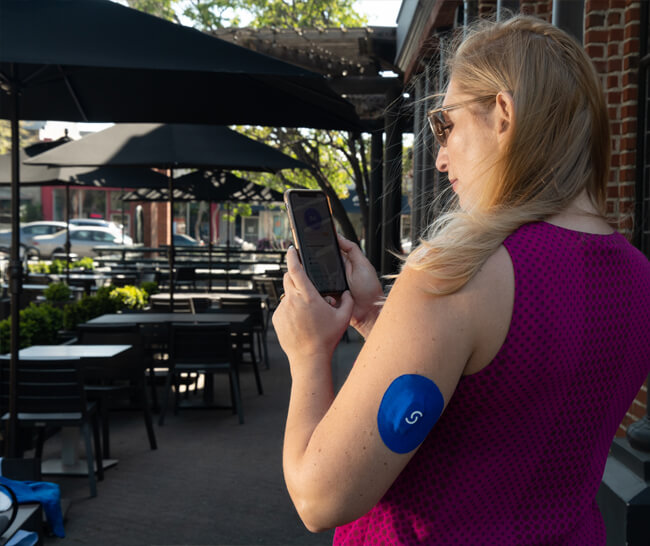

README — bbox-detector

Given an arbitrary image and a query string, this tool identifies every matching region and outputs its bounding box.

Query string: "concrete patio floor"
[38,326,362,546]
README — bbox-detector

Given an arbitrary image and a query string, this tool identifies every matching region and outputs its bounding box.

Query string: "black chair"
[76,323,157,458]
[217,298,270,370]
[138,322,171,413]
[174,266,197,291]
[0,356,103,497]
[150,298,194,313]
[159,322,243,426]
[252,276,282,310]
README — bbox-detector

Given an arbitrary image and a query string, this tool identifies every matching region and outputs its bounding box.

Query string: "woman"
[273,15,650,545]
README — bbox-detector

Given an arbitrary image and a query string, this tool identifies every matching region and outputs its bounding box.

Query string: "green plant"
[27,261,50,274]
[0,303,64,352]
[109,285,146,310]
[72,257,95,270]
[49,259,67,274]
[43,282,72,303]
[140,281,158,298]
[62,286,119,331]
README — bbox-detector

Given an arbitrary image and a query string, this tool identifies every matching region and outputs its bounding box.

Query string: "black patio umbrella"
[124,170,285,290]
[1,0,358,457]
[27,123,305,307]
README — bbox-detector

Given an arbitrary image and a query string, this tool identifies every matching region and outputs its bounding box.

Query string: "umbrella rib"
[58,66,89,122]
[21,64,51,86]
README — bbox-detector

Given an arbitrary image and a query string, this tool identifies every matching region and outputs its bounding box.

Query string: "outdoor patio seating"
[159,322,243,426]
[138,322,171,413]
[75,323,157,458]
[0,356,103,498]
[216,298,270,370]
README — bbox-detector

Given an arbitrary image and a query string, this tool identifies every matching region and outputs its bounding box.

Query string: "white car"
[0,221,68,256]
[31,225,133,259]
[69,218,133,244]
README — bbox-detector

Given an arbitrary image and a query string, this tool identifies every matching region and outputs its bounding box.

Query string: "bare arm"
[273,245,514,532]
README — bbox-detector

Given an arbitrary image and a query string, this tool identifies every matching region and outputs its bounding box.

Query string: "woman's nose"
[435,146,448,172]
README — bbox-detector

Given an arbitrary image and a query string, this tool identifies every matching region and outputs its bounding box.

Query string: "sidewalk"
[41,327,362,546]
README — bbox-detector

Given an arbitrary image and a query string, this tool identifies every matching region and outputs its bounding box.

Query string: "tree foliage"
[0,121,41,155]
[174,0,366,31]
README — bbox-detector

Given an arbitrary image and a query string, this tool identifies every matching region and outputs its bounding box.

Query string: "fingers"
[337,290,354,315]
[337,233,365,263]
[285,246,322,301]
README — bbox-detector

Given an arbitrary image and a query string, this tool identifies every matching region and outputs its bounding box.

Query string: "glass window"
[72,230,91,241]
[93,231,116,242]
[81,190,107,219]
[109,191,124,211]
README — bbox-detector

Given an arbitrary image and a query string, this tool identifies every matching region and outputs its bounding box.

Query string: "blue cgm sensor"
[377,374,445,454]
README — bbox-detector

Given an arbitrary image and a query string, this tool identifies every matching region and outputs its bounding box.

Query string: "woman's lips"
[450,178,458,191]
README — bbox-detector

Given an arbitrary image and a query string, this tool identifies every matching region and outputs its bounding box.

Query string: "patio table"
[85,312,251,326]
[149,292,268,304]
[11,344,132,476]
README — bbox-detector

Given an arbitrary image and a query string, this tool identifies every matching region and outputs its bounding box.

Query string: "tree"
[0,121,41,155]
[176,0,365,32]
[236,126,368,242]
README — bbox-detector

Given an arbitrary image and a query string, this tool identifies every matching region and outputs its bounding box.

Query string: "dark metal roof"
[211,26,403,123]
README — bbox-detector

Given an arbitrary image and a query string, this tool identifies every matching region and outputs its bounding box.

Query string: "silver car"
[31,225,133,259]
[69,218,132,244]
[0,221,67,257]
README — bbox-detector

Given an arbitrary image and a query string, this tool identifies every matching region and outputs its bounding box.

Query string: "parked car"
[69,218,133,245]
[0,221,67,256]
[173,233,204,247]
[31,225,133,258]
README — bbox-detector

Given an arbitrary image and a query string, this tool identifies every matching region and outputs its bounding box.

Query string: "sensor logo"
[405,411,423,425]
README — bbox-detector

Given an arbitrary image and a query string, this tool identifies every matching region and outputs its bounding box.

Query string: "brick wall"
[585,0,641,235]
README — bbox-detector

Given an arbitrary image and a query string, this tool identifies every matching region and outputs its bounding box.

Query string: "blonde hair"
[406,15,611,294]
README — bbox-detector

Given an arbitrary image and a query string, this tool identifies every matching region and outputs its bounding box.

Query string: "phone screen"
[285,189,348,296]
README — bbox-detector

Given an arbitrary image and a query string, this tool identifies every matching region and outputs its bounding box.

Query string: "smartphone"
[284,189,349,296]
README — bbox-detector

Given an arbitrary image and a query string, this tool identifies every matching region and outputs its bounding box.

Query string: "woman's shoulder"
[396,244,514,376]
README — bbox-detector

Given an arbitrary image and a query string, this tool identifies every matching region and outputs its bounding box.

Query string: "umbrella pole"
[168,171,174,311]
[7,80,20,457]
[208,202,212,292]
[121,188,126,262]
[226,202,231,291]
[65,184,70,283]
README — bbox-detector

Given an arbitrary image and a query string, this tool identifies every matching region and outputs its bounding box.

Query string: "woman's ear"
[495,91,514,144]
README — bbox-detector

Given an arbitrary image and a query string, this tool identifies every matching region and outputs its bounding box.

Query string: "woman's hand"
[272,246,354,367]
[337,234,384,338]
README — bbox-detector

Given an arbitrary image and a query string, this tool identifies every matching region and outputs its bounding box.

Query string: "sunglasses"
[427,95,495,147]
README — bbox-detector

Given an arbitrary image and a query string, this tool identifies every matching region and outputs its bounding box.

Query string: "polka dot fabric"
[334,222,650,545]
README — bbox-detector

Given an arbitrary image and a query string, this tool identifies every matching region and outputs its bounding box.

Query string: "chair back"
[218,298,266,330]
[151,298,194,313]
[252,277,281,309]
[0,356,87,415]
[139,322,170,355]
[76,322,144,379]
[170,322,233,365]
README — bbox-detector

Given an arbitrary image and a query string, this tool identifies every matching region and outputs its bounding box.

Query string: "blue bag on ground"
[0,476,64,537]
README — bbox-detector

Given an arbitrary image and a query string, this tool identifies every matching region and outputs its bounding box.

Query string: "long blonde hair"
[406,15,611,294]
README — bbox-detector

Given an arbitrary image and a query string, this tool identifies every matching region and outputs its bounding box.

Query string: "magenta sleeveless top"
[334,222,650,545]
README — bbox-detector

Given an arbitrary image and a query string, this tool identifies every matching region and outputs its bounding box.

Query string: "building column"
[411,76,425,247]
[367,129,384,271]
[381,86,403,277]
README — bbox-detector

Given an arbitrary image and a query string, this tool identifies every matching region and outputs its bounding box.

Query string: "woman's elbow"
[293,495,341,533]
[289,485,370,533]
